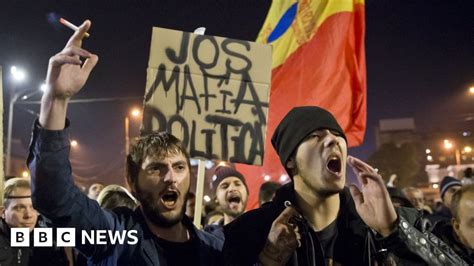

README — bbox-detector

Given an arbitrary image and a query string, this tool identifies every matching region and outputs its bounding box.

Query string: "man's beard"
[136,187,187,228]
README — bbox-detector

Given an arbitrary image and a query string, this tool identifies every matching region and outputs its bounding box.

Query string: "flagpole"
[193,159,206,227]
[192,26,207,228]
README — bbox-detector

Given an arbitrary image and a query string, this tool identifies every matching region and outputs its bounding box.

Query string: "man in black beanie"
[204,166,249,240]
[223,106,453,265]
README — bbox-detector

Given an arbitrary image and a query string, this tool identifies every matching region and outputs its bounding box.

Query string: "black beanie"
[211,166,248,196]
[439,176,462,199]
[271,106,346,174]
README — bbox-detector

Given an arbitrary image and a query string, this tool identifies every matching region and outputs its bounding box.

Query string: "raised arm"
[40,20,98,130]
[28,20,119,260]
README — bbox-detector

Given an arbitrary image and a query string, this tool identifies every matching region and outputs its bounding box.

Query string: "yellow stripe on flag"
[257,0,362,68]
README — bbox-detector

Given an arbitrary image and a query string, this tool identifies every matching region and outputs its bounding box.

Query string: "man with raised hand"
[223,106,462,265]
[28,20,222,265]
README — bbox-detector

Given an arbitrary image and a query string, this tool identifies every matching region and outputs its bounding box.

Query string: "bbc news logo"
[11,228,138,247]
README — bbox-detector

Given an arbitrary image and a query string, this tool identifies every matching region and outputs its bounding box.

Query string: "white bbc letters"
[10,228,138,246]
[57,228,76,247]
[34,228,53,246]
[10,228,30,247]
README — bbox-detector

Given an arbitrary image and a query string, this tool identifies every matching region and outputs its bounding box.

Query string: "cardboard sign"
[143,28,271,165]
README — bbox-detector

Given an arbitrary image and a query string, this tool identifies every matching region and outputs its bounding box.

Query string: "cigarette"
[59,18,90,38]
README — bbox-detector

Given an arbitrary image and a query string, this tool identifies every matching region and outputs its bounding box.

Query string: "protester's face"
[290,129,347,196]
[88,183,104,200]
[134,152,190,228]
[405,190,425,210]
[3,188,38,232]
[452,192,474,250]
[216,177,248,218]
[443,185,461,208]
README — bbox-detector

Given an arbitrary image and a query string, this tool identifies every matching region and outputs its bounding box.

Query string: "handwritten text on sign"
[143,28,271,165]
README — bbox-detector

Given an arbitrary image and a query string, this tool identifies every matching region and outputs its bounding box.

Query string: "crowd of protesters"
[1,20,473,265]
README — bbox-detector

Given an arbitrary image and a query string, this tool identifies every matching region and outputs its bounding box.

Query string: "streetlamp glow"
[425,149,431,154]
[124,107,143,179]
[131,108,141,118]
[443,139,453,150]
[70,140,78,147]
[125,108,142,156]
[279,174,289,183]
[40,83,47,92]
[6,66,29,175]
[10,66,26,82]
[464,146,472,153]
[469,86,474,95]
[442,139,461,165]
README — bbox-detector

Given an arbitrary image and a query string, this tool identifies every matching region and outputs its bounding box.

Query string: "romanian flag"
[238,0,367,209]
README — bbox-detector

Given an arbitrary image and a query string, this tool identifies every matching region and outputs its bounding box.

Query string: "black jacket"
[27,120,223,265]
[223,183,427,265]
[427,205,452,227]
[0,219,30,266]
[431,220,474,264]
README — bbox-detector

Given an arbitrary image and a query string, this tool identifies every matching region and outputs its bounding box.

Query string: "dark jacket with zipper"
[0,219,30,266]
[27,120,223,265]
[223,183,427,265]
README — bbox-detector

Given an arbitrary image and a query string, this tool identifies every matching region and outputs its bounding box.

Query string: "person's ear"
[1,206,5,219]
[451,217,460,233]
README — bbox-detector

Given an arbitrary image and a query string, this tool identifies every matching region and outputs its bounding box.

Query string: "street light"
[70,140,78,147]
[124,108,142,182]
[443,139,453,150]
[40,83,47,92]
[131,109,141,118]
[21,83,46,100]
[464,146,472,154]
[6,66,27,175]
[443,139,461,166]
[10,66,26,82]
[469,86,474,95]
[124,108,142,156]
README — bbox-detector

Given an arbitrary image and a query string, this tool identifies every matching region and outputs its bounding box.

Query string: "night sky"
[0,0,472,185]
